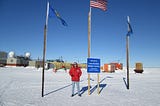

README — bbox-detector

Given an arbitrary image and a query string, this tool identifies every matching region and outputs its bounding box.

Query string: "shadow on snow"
[123,77,129,89]
[44,75,113,96]
[80,75,113,95]
[44,83,72,96]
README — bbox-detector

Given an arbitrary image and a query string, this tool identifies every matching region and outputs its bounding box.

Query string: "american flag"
[90,0,107,11]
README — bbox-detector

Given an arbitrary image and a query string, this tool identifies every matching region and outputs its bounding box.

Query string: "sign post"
[97,74,100,94]
[87,58,100,95]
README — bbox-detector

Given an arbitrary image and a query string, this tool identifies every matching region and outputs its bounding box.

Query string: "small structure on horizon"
[29,59,43,68]
[0,51,7,66]
[6,51,31,67]
[134,62,144,73]
[103,63,123,73]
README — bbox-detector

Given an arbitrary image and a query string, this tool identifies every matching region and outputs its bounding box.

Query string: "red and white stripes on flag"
[90,0,107,11]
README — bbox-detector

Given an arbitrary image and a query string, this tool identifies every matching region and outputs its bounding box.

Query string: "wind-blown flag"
[49,5,68,26]
[127,16,133,36]
[90,0,107,11]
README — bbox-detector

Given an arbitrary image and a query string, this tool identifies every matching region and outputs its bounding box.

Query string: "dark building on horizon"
[0,51,7,66]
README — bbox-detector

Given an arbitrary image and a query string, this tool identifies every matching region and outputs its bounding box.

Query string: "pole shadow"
[87,76,113,82]
[44,83,72,96]
[44,80,85,96]
[87,78,94,81]
[123,77,128,89]
[99,84,107,94]
[90,84,107,94]
[79,86,92,95]
[89,76,110,95]
[100,76,113,83]
[90,85,97,94]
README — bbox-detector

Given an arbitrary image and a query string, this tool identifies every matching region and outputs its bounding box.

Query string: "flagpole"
[88,7,91,95]
[88,7,91,58]
[126,16,130,89]
[126,35,129,89]
[42,2,49,97]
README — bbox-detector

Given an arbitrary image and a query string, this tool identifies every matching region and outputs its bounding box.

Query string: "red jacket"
[69,65,82,81]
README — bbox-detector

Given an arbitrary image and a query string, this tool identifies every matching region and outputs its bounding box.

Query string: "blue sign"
[87,58,100,73]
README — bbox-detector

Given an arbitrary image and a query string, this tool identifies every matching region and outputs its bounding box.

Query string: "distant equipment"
[8,51,15,58]
[25,52,31,58]
[134,62,144,73]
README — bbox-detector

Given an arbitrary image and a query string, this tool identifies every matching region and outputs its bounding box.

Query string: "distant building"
[0,51,45,68]
[7,56,30,67]
[29,60,43,68]
[0,51,7,66]
[0,51,7,59]
[6,51,31,67]
[103,63,123,73]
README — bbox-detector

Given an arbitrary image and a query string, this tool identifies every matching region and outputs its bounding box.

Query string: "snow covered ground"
[0,67,160,106]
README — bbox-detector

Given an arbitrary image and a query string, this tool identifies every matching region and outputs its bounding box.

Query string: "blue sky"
[0,0,160,67]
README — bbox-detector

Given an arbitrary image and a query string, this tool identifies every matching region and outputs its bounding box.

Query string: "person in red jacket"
[69,62,82,97]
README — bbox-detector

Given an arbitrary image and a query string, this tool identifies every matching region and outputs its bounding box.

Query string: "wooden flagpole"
[97,74,100,94]
[42,2,49,97]
[88,7,91,95]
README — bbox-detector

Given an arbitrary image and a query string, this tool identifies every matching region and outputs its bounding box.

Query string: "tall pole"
[126,35,129,89]
[126,16,130,89]
[42,2,49,97]
[88,7,91,95]
[42,25,47,97]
